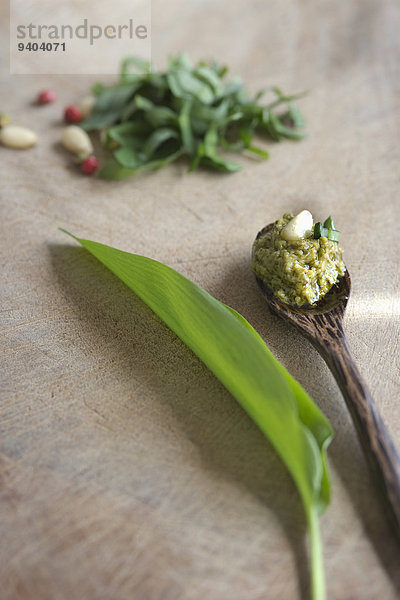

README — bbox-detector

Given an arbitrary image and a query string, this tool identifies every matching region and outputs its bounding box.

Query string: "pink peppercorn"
[64,105,83,124]
[81,155,99,175]
[38,89,57,105]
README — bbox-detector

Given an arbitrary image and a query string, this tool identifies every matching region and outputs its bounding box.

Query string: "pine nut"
[281,210,313,241]
[61,125,93,156]
[0,125,37,149]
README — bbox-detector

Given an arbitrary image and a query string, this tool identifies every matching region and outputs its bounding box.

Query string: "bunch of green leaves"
[62,229,332,600]
[81,54,306,179]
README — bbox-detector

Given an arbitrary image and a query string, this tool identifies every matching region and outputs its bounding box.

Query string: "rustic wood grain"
[1,1,400,599]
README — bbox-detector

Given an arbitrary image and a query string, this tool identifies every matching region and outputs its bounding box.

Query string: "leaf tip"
[59,228,79,242]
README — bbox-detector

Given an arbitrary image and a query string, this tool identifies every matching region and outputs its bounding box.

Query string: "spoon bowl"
[253,222,400,539]
[254,223,351,317]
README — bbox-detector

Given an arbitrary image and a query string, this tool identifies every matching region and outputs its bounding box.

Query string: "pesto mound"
[252,213,345,306]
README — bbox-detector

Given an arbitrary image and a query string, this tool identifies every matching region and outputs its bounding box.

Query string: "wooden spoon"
[253,223,400,537]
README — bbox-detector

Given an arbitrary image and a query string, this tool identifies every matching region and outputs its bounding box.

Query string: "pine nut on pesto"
[252,212,346,306]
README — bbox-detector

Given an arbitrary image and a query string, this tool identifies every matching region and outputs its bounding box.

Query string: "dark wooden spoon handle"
[314,324,400,537]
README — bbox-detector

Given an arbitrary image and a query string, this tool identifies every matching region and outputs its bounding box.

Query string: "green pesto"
[252,213,345,306]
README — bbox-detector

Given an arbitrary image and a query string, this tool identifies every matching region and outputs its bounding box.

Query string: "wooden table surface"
[1,1,400,598]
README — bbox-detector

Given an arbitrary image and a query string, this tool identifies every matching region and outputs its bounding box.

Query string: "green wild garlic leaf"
[61,230,332,510]
[61,230,332,600]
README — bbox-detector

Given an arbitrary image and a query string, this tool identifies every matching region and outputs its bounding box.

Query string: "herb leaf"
[80,53,307,180]
[314,217,341,242]
[61,230,332,599]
